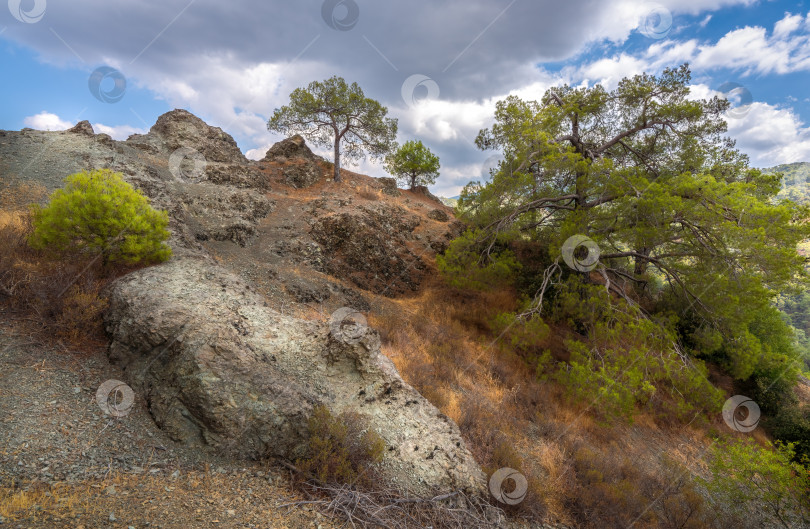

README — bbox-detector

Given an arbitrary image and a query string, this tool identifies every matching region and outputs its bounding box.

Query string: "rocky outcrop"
[282,163,321,189]
[427,208,450,222]
[1,109,479,497]
[263,135,323,188]
[128,109,246,164]
[377,177,401,197]
[263,134,316,162]
[104,258,486,496]
[310,205,426,294]
[68,120,95,136]
[412,185,444,205]
[179,184,275,246]
[125,109,269,191]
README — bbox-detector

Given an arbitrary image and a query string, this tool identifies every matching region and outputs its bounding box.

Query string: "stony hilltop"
[0,109,517,524]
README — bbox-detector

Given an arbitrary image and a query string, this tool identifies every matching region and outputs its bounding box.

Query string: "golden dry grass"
[366,279,743,527]
[0,470,341,528]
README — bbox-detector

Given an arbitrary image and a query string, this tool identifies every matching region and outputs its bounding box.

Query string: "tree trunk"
[410,172,417,190]
[333,139,341,182]
[633,247,650,276]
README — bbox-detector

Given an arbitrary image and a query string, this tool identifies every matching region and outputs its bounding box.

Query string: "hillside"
[766,161,810,203]
[1,110,809,529]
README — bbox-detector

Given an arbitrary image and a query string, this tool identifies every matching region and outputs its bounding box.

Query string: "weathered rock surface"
[127,109,246,164]
[310,205,426,294]
[377,177,401,197]
[68,120,95,136]
[126,109,270,192]
[105,258,486,496]
[412,185,444,205]
[427,208,450,222]
[262,134,324,188]
[262,134,317,162]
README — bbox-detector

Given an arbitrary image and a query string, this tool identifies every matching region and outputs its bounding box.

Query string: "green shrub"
[702,439,810,528]
[29,169,171,265]
[550,279,723,422]
[437,229,521,290]
[491,311,550,354]
[767,405,810,464]
[297,405,385,487]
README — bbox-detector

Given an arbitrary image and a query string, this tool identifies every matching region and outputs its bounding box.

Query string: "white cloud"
[245,144,271,161]
[693,13,810,74]
[22,112,145,140]
[92,123,146,140]
[773,12,805,38]
[6,0,808,192]
[725,102,810,167]
[567,12,810,90]
[23,112,72,131]
[688,83,810,166]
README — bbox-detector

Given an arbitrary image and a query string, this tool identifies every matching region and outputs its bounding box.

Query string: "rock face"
[311,205,426,294]
[378,177,401,197]
[427,208,450,222]
[128,109,246,164]
[412,185,444,205]
[68,120,95,136]
[263,135,323,188]
[263,134,316,161]
[105,258,486,496]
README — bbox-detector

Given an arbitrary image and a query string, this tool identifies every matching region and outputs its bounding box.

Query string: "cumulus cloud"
[689,83,810,167]
[566,12,810,89]
[92,123,147,140]
[23,112,72,131]
[22,112,146,140]
[726,103,810,167]
[4,0,806,191]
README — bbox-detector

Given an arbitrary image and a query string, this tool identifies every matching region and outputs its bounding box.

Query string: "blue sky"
[2,0,809,196]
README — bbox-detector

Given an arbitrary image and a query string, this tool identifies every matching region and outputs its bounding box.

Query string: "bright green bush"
[29,169,171,265]
[702,439,810,528]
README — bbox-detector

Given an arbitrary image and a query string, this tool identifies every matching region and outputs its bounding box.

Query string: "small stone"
[105,485,116,495]
[109,512,116,522]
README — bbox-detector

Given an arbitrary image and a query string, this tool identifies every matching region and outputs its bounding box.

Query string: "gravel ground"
[0,316,339,529]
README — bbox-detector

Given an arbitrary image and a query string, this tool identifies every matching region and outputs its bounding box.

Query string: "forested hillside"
[769,161,810,204]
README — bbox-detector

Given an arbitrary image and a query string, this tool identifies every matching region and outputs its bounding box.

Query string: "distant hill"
[764,161,810,203]
[438,195,459,208]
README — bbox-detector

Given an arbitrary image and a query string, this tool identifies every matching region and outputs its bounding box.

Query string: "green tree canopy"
[445,64,810,382]
[384,140,440,189]
[30,169,171,266]
[268,76,398,182]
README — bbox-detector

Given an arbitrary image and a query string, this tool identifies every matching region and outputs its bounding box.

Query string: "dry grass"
[356,184,380,201]
[0,469,345,528]
[0,181,129,350]
[0,482,87,522]
[367,279,729,527]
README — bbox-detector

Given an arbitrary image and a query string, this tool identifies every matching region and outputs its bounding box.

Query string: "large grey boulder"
[104,258,486,496]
